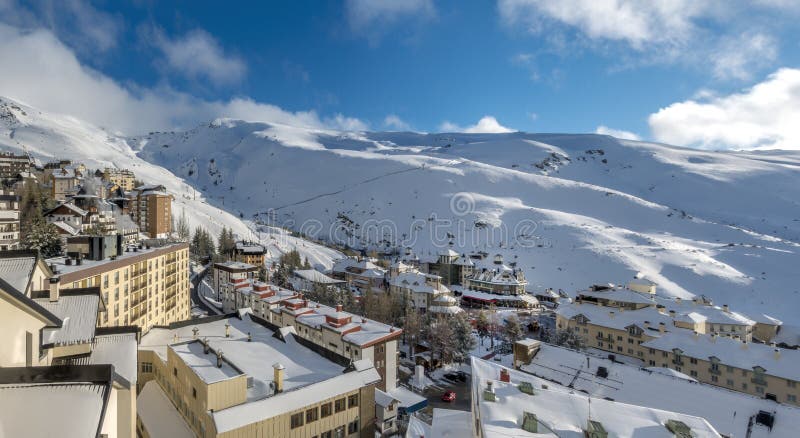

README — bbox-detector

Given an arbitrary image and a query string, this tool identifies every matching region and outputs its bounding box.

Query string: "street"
[422,374,472,412]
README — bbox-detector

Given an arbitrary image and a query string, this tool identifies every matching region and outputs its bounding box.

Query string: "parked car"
[454,371,468,382]
[441,390,456,402]
[443,373,459,382]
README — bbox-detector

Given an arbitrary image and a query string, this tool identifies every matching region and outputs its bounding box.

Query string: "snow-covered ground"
[0,97,342,268]
[133,118,800,325]
[4,96,800,326]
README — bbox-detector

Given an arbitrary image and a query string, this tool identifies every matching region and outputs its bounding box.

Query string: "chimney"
[247,332,252,342]
[225,322,231,338]
[740,341,748,350]
[643,321,650,329]
[609,311,615,319]
[192,327,199,340]
[48,277,60,302]
[336,304,343,312]
[659,322,666,333]
[693,331,699,339]
[722,304,729,313]
[217,350,224,368]
[675,297,681,304]
[203,338,210,354]
[710,333,717,343]
[500,369,510,383]
[273,363,285,393]
[774,348,781,360]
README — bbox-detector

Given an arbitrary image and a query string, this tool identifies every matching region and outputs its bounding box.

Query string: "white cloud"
[148,27,247,86]
[498,0,706,49]
[439,116,515,134]
[648,68,800,150]
[0,0,122,53]
[0,24,365,136]
[710,33,778,80]
[345,0,435,43]
[497,0,792,80]
[595,125,641,141]
[383,114,412,131]
[325,114,369,131]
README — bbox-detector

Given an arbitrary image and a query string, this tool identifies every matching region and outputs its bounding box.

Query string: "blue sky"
[2,0,800,150]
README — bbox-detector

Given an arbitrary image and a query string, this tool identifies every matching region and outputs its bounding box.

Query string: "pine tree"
[25,217,62,258]
[550,329,587,350]
[176,209,190,241]
[303,256,311,269]
[403,304,423,358]
[504,314,524,343]
[452,312,477,364]
[476,310,490,346]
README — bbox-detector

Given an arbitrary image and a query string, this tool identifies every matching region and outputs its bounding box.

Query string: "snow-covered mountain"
[3,96,799,323]
[0,97,343,270]
[135,118,800,324]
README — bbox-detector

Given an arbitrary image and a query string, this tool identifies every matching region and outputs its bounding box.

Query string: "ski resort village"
[2,138,800,438]
[4,2,800,437]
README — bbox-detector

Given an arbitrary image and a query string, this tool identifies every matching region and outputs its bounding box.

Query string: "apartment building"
[231,240,267,266]
[47,239,190,333]
[103,167,136,191]
[555,289,800,405]
[213,260,258,300]
[0,189,20,250]
[516,341,800,437]
[0,259,138,438]
[129,184,172,238]
[50,166,83,201]
[137,314,381,438]
[330,257,387,294]
[387,265,463,316]
[0,150,31,179]
[470,356,721,438]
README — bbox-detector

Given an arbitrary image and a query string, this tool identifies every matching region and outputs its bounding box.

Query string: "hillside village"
[2,125,800,438]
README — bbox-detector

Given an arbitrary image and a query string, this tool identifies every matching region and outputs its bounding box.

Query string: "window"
[690,358,698,364]
[290,412,304,429]
[616,346,622,352]
[742,383,748,390]
[690,370,698,377]
[320,402,332,418]
[173,367,177,377]
[335,398,346,413]
[788,380,798,388]
[756,386,765,394]
[727,379,734,386]
[141,362,153,373]
[348,419,359,434]
[627,338,633,344]
[711,375,718,383]
[321,432,332,438]
[788,395,797,403]
[348,394,359,408]
[192,387,197,399]
[306,407,319,423]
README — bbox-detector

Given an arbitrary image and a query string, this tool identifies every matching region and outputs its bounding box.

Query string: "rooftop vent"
[518,381,535,395]
[521,412,538,433]
[586,420,608,438]
[596,366,609,379]
[665,419,693,438]
[483,380,496,402]
[756,411,775,430]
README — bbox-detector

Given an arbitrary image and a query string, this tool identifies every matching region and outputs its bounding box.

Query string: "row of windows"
[290,395,359,429]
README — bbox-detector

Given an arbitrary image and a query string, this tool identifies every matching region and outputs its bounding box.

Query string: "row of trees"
[20,183,62,257]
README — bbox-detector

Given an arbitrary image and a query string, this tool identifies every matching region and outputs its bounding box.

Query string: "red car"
[441,390,456,402]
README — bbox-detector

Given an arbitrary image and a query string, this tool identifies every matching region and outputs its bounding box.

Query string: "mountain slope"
[0,97,343,270]
[137,120,800,323]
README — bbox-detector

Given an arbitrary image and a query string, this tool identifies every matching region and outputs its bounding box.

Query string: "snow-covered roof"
[642,331,800,381]
[0,252,37,294]
[439,249,460,257]
[469,265,526,286]
[653,296,755,326]
[52,220,80,235]
[292,302,402,347]
[234,241,266,254]
[389,386,427,409]
[578,288,655,306]
[429,409,473,438]
[557,302,673,334]
[644,367,697,382]
[89,333,138,385]
[214,260,258,271]
[47,242,187,277]
[375,388,398,408]
[170,341,243,384]
[428,305,464,315]
[137,381,194,438]
[293,269,345,284]
[36,293,99,346]
[521,343,800,438]
[774,324,800,347]
[390,271,449,294]
[472,356,721,438]
[406,415,432,438]
[0,383,106,438]
[212,358,380,433]
[461,288,538,305]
